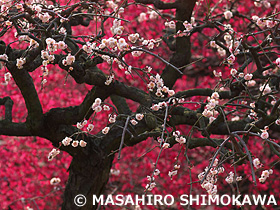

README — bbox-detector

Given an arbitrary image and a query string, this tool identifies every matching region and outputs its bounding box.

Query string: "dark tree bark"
[1,0,280,209]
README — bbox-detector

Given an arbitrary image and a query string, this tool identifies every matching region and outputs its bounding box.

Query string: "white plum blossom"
[128,33,140,43]
[260,130,269,139]
[224,10,233,20]
[63,54,75,66]
[244,73,253,81]
[57,41,67,50]
[105,74,114,85]
[48,148,60,161]
[225,171,234,184]
[136,113,144,121]
[138,12,147,22]
[109,114,116,123]
[4,72,12,83]
[103,105,110,111]
[210,41,216,48]
[0,54,8,62]
[259,169,272,183]
[227,54,235,64]
[79,140,87,147]
[175,136,186,144]
[276,58,280,68]
[87,124,94,132]
[253,158,261,169]
[154,169,160,176]
[130,119,138,125]
[72,140,79,147]
[102,127,110,134]
[168,170,178,178]
[162,143,170,149]
[62,137,72,146]
[50,177,61,185]
[259,84,272,95]
[16,57,26,69]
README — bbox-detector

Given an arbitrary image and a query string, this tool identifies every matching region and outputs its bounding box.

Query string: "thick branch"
[161,0,197,88]
[0,121,31,136]
[7,65,43,134]
[135,0,178,9]
[174,88,232,99]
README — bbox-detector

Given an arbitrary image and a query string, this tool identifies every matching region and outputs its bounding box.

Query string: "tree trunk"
[61,148,114,210]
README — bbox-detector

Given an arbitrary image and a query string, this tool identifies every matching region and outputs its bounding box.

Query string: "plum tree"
[0,0,280,209]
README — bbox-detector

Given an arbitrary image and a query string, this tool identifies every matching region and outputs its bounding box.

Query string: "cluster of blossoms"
[30,4,55,23]
[76,119,95,132]
[259,169,273,183]
[145,169,160,191]
[61,136,87,148]
[259,57,280,77]
[165,17,196,36]
[173,131,186,145]
[198,159,224,196]
[46,38,67,53]
[147,74,175,97]
[101,55,113,64]
[62,54,75,67]
[252,15,276,29]
[41,50,55,64]
[168,164,180,179]
[229,69,256,87]
[210,30,241,58]
[92,98,103,112]
[151,101,167,111]
[105,74,114,85]
[182,17,196,34]
[146,7,158,20]
[102,113,144,136]
[50,177,61,186]
[100,37,129,52]
[16,57,26,69]
[254,0,271,8]
[202,92,220,123]
[38,12,52,23]
[164,21,176,29]
[106,1,118,11]
[225,171,242,184]
[141,39,158,50]
[138,8,158,23]
[82,42,97,54]
[248,102,259,120]
[210,40,226,57]
[131,47,143,57]
[252,158,274,183]
[110,19,124,35]
[130,113,144,126]
[259,83,272,95]
[40,50,55,77]
[48,148,60,161]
